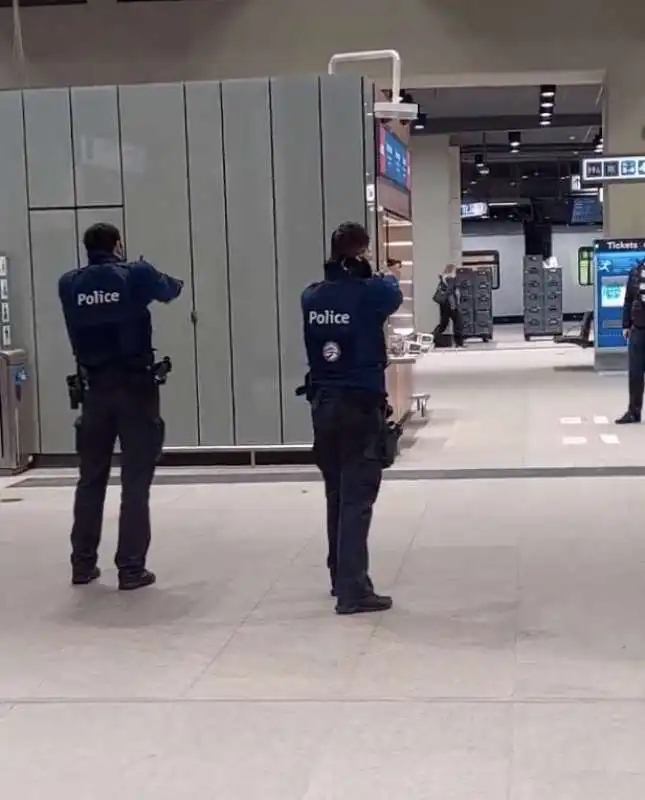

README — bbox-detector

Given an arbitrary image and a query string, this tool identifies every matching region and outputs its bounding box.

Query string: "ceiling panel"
[411,83,602,120]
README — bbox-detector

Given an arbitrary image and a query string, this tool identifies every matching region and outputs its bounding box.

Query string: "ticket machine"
[594,238,645,370]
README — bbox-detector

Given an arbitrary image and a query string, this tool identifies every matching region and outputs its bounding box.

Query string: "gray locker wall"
[222,79,282,446]
[71,86,123,208]
[30,210,78,454]
[185,82,234,446]
[23,89,75,210]
[0,75,373,455]
[320,76,368,236]
[118,83,199,447]
[271,76,325,444]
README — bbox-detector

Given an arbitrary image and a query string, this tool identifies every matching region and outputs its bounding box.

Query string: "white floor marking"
[593,415,609,425]
[562,436,587,445]
[560,417,582,425]
[600,434,620,445]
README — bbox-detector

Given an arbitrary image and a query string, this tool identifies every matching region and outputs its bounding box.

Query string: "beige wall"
[1,0,645,89]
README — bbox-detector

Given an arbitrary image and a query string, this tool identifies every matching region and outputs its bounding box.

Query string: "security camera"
[374,100,419,121]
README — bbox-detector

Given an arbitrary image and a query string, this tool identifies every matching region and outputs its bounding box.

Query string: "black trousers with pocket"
[311,391,384,605]
[70,371,164,577]
[628,326,645,416]
[433,303,464,345]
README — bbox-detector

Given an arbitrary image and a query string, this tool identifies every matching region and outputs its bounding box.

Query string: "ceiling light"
[509,131,521,147]
[413,112,427,131]
[539,118,551,126]
[540,110,552,118]
[540,84,556,98]
[479,165,490,176]
[540,99,554,109]
[475,153,484,167]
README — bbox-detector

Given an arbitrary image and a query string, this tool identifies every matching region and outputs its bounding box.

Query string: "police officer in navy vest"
[301,222,403,615]
[59,223,183,590]
[617,259,645,424]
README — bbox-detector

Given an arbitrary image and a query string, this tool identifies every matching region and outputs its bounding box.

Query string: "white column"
[604,63,645,238]
[411,135,461,332]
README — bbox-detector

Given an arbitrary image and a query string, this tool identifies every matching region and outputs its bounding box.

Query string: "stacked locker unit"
[522,255,563,340]
[456,266,493,342]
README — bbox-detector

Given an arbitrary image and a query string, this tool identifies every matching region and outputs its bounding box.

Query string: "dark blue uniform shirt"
[301,261,403,396]
[58,253,183,370]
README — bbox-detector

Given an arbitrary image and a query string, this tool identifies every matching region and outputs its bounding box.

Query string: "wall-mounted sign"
[582,155,645,183]
[1,324,11,348]
[461,201,488,219]
[1,303,9,324]
[0,279,7,300]
[0,255,7,277]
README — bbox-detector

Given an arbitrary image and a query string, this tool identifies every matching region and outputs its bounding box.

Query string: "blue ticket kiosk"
[594,238,645,370]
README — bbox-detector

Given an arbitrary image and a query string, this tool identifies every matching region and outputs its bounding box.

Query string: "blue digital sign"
[594,238,645,350]
[379,127,410,191]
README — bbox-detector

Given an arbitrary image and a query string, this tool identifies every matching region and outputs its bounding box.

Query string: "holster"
[366,417,402,469]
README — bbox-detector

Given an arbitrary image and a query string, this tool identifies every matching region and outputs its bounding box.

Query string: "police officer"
[59,223,183,590]
[616,259,645,424]
[301,222,403,615]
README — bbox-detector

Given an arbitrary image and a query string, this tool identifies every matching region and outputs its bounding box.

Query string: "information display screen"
[594,238,645,350]
[600,275,627,307]
[378,126,411,191]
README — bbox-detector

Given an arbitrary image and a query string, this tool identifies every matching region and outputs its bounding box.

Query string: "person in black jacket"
[301,222,403,615]
[432,264,465,347]
[59,223,183,590]
[616,260,645,424]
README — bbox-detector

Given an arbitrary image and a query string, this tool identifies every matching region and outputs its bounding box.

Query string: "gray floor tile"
[512,703,645,794]
[303,702,512,800]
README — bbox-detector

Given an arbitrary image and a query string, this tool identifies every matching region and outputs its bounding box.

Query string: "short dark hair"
[83,222,121,255]
[387,258,401,268]
[330,222,370,261]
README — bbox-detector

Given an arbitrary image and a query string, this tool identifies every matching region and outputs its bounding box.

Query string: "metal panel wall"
[30,210,78,454]
[185,82,234,446]
[71,86,123,207]
[76,207,125,268]
[118,83,198,446]
[0,91,40,445]
[271,76,324,443]
[222,79,281,446]
[319,75,368,238]
[23,89,75,209]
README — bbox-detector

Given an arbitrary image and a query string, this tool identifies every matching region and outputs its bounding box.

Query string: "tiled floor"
[397,337,641,469]
[2,477,645,797]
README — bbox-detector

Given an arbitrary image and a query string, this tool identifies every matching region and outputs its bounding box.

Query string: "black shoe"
[118,569,156,591]
[616,411,641,424]
[71,566,101,586]
[336,593,393,615]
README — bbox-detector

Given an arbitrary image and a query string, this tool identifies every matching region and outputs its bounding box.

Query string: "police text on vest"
[77,290,121,306]
[308,310,350,325]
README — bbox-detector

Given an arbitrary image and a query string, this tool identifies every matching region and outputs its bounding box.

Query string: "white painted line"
[600,434,620,445]
[562,436,587,445]
[560,417,582,425]
[593,415,609,425]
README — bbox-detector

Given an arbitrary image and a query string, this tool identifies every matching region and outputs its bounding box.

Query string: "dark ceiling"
[408,83,604,220]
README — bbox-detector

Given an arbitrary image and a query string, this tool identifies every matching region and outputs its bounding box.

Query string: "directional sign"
[583,155,645,183]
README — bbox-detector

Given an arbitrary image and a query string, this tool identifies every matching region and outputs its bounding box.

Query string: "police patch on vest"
[322,341,341,362]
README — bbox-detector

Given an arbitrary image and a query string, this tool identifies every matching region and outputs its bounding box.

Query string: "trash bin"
[0,349,33,474]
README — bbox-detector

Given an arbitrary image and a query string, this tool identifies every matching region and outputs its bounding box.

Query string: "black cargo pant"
[311,391,384,605]
[628,326,645,416]
[433,303,464,346]
[71,371,164,577]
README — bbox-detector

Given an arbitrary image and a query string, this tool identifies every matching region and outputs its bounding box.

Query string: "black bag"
[433,279,450,305]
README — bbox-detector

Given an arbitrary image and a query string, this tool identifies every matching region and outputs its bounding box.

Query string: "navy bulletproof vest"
[59,262,153,369]
[302,275,388,395]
